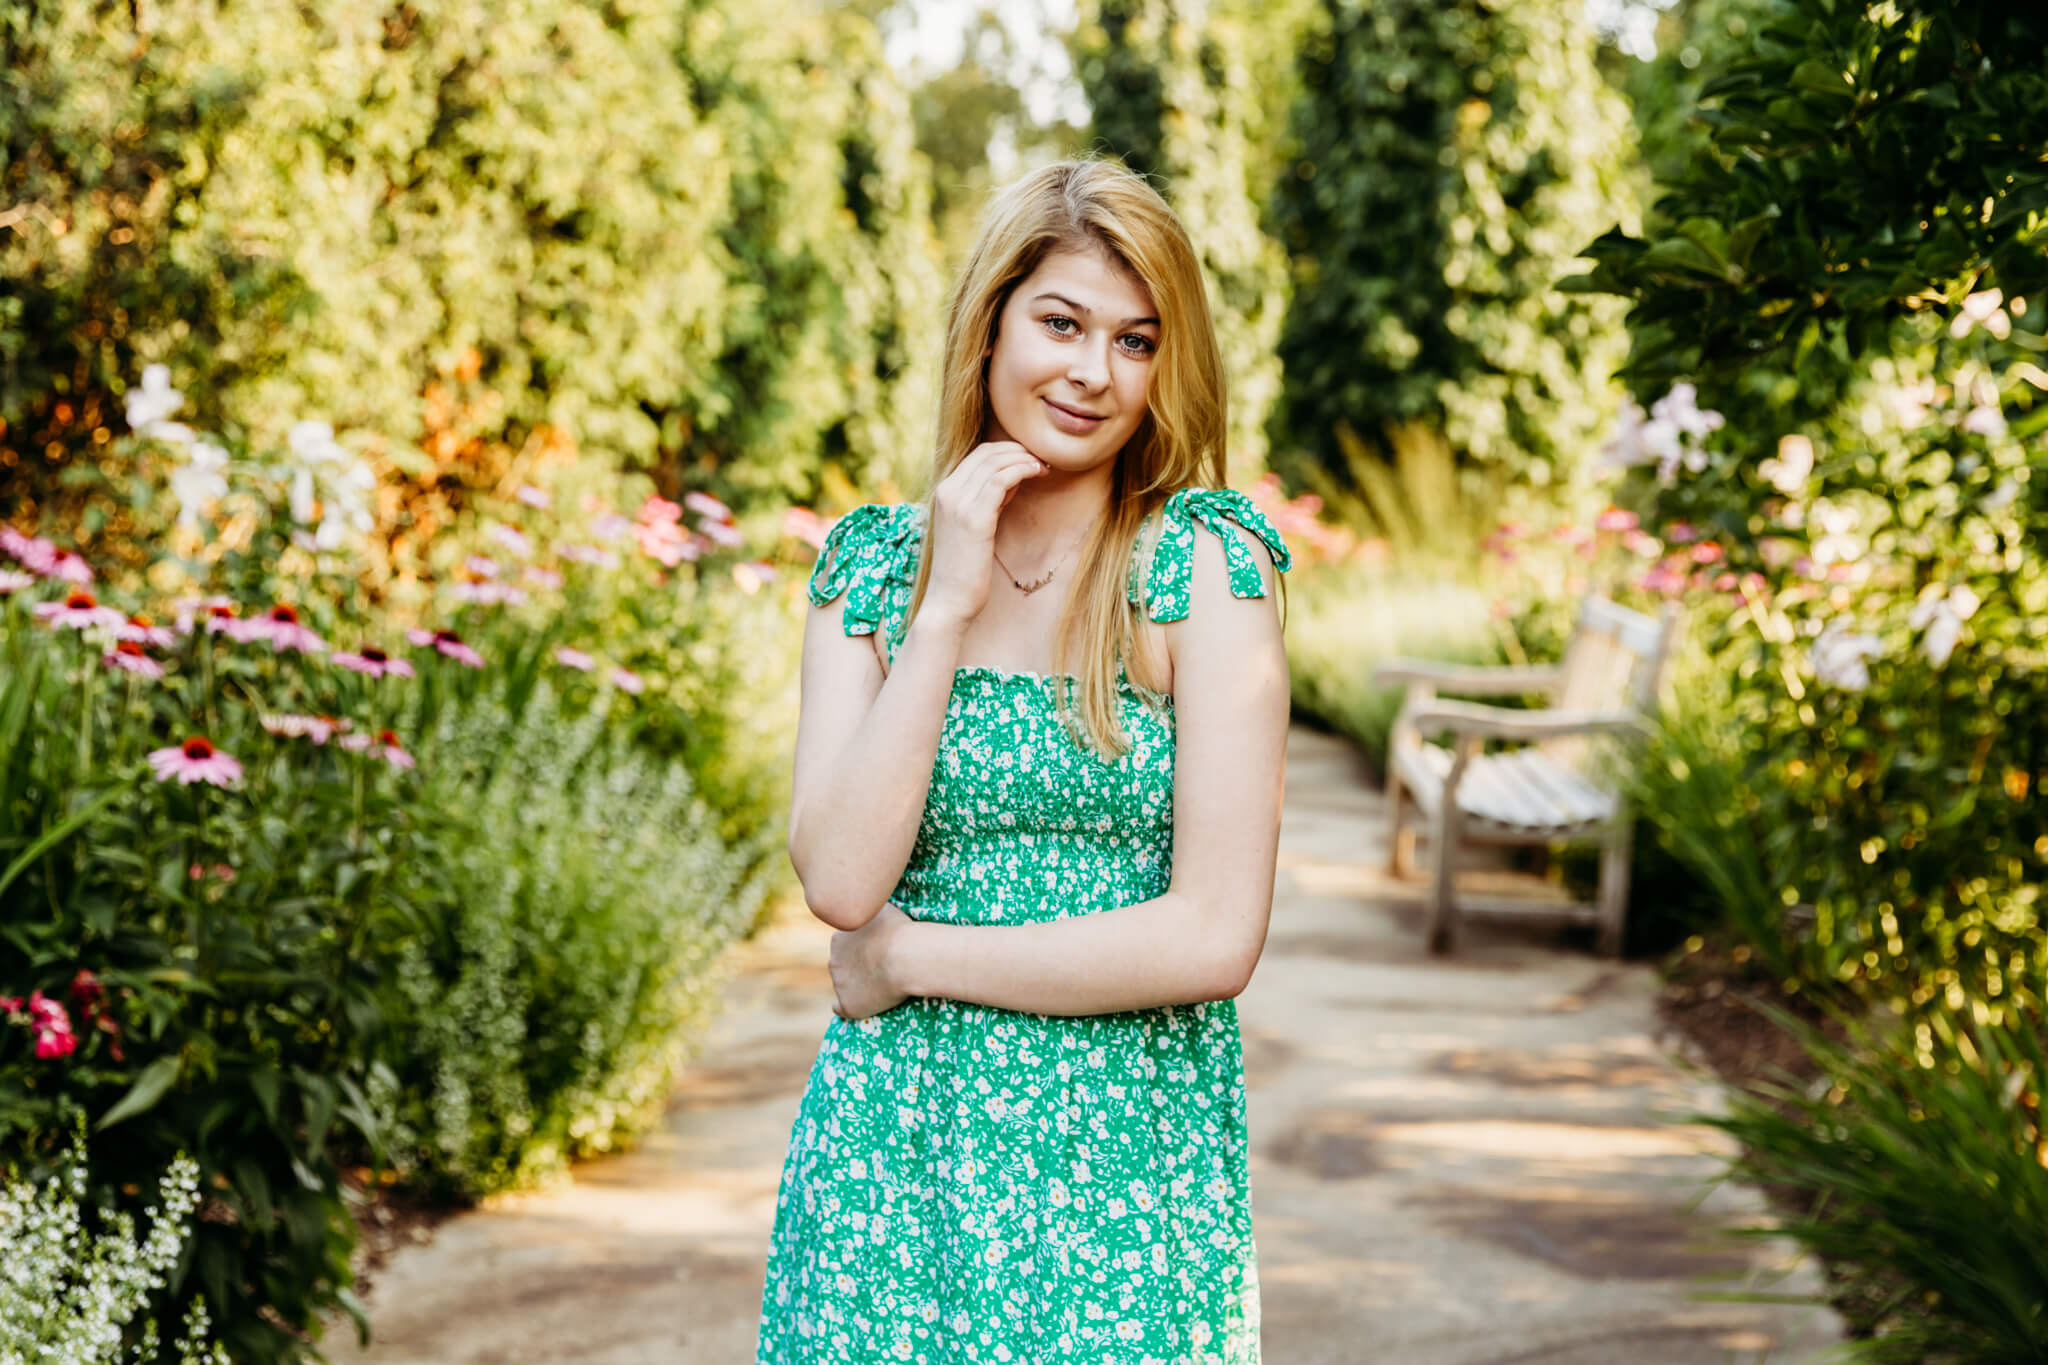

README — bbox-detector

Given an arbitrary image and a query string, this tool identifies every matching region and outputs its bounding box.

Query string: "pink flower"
[149,736,244,786]
[331,646,415,679]
[732,560,777,593]
[1713,572,1738,592]
[556,543,617,568]
[554,646,595,671]
[636,518,690,566]
[0,527,58,575]
[784,506,830,551]
[523,566,563,591]
[203,603,266,642]
[261,713,347,744]
[465,554,500,579]
[1595,507,1639,533]
[188,862,236,882]
[591,513,632,542]
[0,569,35,594]
[27,993,76,1060]
[340,728,415,770]
[48,551,93,585]
[406,627,484,667]
[489,524,532,556]
[698,520,745,550]
[636,494,682,526]
[1638,563,1689,597]
[1664,521,1700,545]
[33,590,127,632]
[684,491,732,522]
[103,641,166,679]
[113,615,177,648]
[1690,542,1726,565]
[1550,525,1593,546]
[515,484,552,510]
[69,970,104,1016]
[1621,529,1661,557]
[610,667,645,694]
[452,579,528,605]
[252,604,327,653]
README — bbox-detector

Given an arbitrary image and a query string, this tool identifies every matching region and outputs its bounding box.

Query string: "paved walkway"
[326,725,1843,1363]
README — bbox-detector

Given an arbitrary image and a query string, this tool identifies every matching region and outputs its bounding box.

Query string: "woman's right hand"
[920,441,1049,628]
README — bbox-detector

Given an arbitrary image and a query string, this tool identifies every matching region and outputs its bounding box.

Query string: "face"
[982,246,1160,469]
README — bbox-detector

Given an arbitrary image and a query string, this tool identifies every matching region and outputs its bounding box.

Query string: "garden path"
[324,723,1844,1364]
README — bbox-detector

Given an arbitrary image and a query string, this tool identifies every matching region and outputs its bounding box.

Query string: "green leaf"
[97,1054,183,1130]
[0,785,125,902]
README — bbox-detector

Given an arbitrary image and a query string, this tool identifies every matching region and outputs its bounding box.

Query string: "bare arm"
[865,527,1288,1015]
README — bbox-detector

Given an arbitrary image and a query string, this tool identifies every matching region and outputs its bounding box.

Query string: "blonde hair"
[903,157,1260,760]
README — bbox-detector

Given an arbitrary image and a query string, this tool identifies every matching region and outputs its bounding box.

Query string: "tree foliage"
[1267,0,1640,498]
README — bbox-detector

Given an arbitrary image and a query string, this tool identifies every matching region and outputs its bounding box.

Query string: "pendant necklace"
[992,534,1082,596]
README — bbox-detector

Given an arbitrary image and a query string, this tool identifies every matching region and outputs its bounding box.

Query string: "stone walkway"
[325,725,1843,1364]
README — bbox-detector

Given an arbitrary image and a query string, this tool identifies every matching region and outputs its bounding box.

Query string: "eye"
[1119,334,1157,357]
[1043,314,1079,336]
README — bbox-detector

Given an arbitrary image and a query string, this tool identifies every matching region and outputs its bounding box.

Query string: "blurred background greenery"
[3,0,2045,1360]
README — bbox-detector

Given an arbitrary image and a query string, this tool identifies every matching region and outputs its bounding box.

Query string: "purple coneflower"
[698,519,745,549]
[0,569,34,594]
[452,580,527,605]
[34,591,127,632]
[405,627,484,667]
[103,641,166,679]
[683,491,732,522]
[256,604,327,653]
[114,614,177,648]
[611,667,645,695]
[523,566,563,591]
[1595,507,1639,533]
[556,543,617,568]
[148,736,244,787]
[591,512,631,541]
[489,524,532,556]
[465,554,500,579]
[203,603,266,642]
[261,713,346,744]
[48,551,93,585]
[332,646,415,679]
[515,484,552,510]
[0,527,58,575]
[554,646,595,671]
[340,728,416,770]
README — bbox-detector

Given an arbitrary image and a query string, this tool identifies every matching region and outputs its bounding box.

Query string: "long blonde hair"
[905,157,1254,760]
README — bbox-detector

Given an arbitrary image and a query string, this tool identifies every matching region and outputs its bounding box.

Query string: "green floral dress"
[757,488,1293,1365]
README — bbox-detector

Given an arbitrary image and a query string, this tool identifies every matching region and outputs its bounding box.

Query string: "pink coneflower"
[261,713,346,744]
[1664,521,1700,545]
[1689,542,1726,565]
[340,727,416,770]
[523,565,563,591]
[405,627,484,667]
[34,590,126,632]
[591,512,632,542]
[465,554,500,579]
[255,604,327,653]
[48,551,93,585]
[610,667,645,694]
[0,569,35,594]
[515,484,552,510]
[554,646,595,671]
[452,580,528,605]
[1638,563,1690,598]
[556,543,617,568]
[784,506,830,551]
[1620,529,1661,558]
[148,736,244,787]
[187,862,237,882]
[1595,507,1639,533]
[698,519,745,549]
[1550,525,1593,547]
[103,641,166,679]
[636,518,689,567]
[684,491,732,522]
[331,646,415,679]
[489,524,532,556]
[203,603,266,642]
[636,494,681,526]
[0,527,58,575]
[113,614,177,648]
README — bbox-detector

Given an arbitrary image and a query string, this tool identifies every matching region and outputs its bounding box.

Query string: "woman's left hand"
[829,901,915,1021]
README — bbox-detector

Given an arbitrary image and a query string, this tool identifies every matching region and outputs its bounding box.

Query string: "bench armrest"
[1408,698,1647,743]
[1372,658,1566,696]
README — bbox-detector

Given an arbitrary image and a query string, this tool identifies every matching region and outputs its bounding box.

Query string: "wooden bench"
[1373,594,1683,956]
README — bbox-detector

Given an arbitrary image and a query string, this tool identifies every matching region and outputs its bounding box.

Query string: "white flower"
[1907,585,1980,668]
[1949,287,2011,341]
[283,420,376,548]
[167,440,230,531]
[1809,618,1884,691]
[1758,433,1815,496]
[1808,500,1861,565]
[1961,404,2007,437]
[1600,383,1725,486]
[124,364,185,437]
[1984,478,2020,511]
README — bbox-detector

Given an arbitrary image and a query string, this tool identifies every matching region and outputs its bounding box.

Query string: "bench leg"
[1425,801,1462,955]
[1595,818,1633,958]
[1386,765,1412,878]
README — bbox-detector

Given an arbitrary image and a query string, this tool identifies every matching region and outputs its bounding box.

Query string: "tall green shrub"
[1267,0,1639,497]
[0,0,941,524]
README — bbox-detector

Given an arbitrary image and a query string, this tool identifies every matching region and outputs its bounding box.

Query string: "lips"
[1043,397,1107,432]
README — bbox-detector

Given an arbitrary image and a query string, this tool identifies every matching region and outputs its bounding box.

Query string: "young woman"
[757,157,1291,1364]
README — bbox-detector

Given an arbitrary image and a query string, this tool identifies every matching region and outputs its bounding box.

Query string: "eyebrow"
[1031,292,1159,329]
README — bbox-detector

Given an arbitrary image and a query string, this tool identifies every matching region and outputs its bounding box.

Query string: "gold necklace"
[991,534,1082,596]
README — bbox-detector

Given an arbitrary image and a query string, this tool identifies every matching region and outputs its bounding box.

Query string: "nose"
[1066,335,1111,392]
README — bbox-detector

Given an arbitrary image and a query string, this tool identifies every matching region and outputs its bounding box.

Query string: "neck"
[996,459,1115,566]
